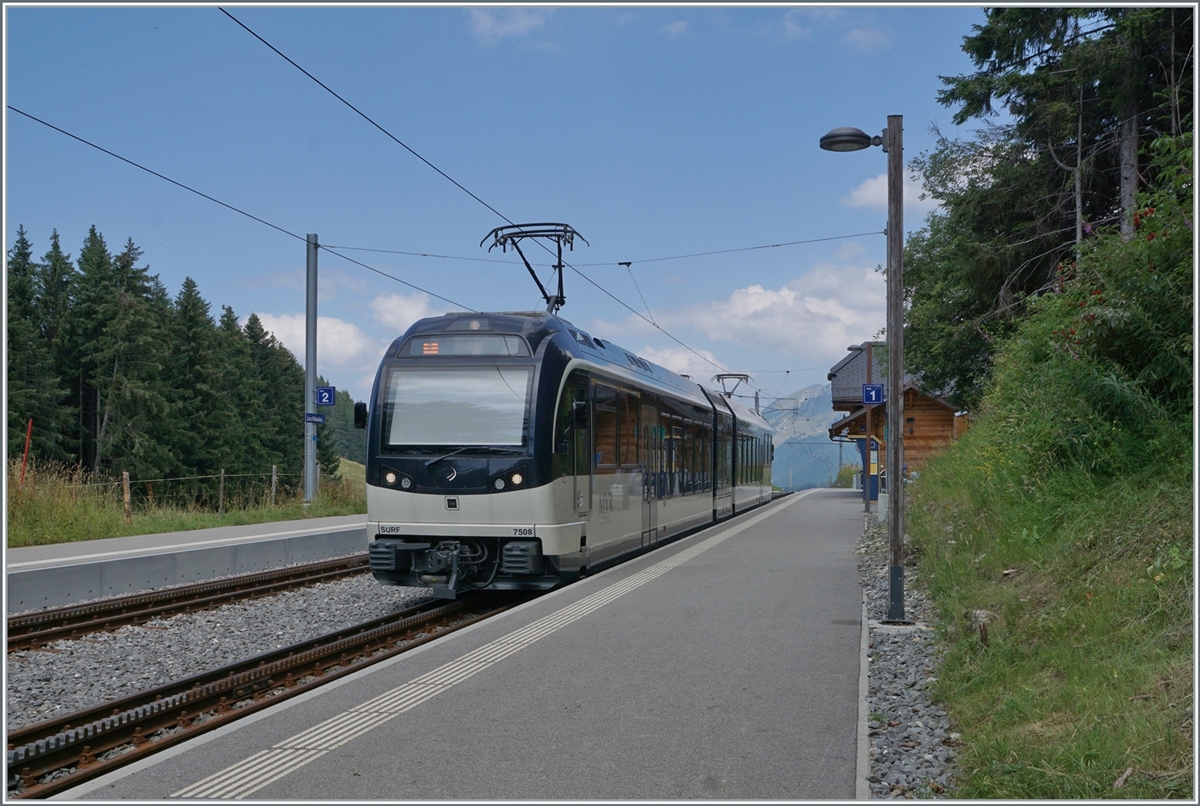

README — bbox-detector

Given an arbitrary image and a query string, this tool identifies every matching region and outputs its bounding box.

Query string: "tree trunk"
[1119,103,1138,240]
[93,357,119,473]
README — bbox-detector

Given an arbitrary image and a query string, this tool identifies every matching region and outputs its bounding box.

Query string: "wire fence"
[11,461,308,515]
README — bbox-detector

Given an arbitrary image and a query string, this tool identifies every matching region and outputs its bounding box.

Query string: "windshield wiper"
[424,447,472,467]
[423,446,523,467]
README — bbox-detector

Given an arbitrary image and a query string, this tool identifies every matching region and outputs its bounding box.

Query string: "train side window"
[619,391,639,467]
[686,419,696,494]
[594,383,618,469]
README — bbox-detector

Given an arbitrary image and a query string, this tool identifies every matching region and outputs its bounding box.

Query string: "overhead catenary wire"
[7,106,306,245]
[220,8,745,385]
[7,105,477,312]
[323,229,883,270]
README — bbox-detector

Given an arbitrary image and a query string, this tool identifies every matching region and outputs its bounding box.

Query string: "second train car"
[356,311,774,599]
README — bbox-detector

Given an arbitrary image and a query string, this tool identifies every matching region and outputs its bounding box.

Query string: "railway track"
[7,554,371,652]
[6,591,526,799]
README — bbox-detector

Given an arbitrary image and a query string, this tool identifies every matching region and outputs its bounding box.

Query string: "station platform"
[61,489,868,801]
[5,515,366,613]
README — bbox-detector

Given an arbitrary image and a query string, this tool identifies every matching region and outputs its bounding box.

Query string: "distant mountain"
[761,384,855,490]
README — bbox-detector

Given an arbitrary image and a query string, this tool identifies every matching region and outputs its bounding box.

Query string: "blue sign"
[305,412,327,424]
[315,386,336,406]
[862,383,885,404]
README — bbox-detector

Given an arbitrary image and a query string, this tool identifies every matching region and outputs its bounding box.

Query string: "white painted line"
[6,523,364,569]
[171,492,814,799]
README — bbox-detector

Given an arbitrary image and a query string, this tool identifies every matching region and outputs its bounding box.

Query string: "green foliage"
[906,8,1193,408]
[975,131,1193,484]
[832,463,858,489]
[903,132,1193,798]
[905,128,1057,408]
[6,226,67,461]
[326,385,368,465]
[4,225,363,520]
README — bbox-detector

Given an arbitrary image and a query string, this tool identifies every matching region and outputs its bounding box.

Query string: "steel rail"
[7,554,370,652]
[6,592,526,798]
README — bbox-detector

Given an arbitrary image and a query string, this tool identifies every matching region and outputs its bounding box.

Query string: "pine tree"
[66,226,116,470]
[214,305,267,478]
[6,227,65,460]
[244,313,304,480]
[166,277,226,483]
[328,387,367,465]
[316,421,342,481]
[87,238,175,477]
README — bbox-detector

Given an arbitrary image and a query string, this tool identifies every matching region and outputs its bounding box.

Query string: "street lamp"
[821,115,909,624]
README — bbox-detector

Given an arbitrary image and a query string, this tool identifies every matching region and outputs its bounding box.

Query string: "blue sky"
[4,4,989,405]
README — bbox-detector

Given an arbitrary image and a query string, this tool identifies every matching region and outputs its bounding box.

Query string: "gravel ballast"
[858,514,961,799]
[5,574,433,731]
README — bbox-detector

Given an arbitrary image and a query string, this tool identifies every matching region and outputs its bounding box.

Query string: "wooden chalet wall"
[827,339,968,483]
[900,388,958,472]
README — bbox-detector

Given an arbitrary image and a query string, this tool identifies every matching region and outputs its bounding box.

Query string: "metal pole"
[305,234,318,504]
[885,115,907,623]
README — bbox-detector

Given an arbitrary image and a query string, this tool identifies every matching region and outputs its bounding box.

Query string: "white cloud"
[637,345,723,379]
[250,312,389,402]
[369,291,445,330]
[781,8,845,41]
[842,27,889,51]
[250,313,387,369]
[663,20,689,39]
[841,173,940,220]
[655,262,887,361]
[781,10,811,40]
[467,8,546,46]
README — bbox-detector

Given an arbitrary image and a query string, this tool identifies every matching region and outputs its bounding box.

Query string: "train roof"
[394,311,771,431]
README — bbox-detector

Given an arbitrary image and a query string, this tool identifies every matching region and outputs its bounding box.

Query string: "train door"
[553,369,591,518]
[564,370,591,517]
[640,402,658,546]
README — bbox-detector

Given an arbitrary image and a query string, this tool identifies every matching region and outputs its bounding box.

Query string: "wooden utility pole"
[885,114,907,623]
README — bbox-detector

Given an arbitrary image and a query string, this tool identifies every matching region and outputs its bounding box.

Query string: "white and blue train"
[355,311,773,599]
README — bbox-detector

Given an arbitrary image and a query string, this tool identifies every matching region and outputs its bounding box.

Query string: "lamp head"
[820,126,883,152]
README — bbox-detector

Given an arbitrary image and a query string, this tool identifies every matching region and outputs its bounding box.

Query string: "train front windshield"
[382,366,533,448]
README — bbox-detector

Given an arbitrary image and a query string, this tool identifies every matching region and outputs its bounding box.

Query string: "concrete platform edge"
[7,527,366,613]
[857,588,871,799]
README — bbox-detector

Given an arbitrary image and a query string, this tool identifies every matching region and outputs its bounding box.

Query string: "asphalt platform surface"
[66,488,865,801]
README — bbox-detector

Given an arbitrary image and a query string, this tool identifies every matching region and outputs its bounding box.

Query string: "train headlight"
[400,477,412,490]
[493,478,506,491]
[384,471,398,485]
[510,472,524,486]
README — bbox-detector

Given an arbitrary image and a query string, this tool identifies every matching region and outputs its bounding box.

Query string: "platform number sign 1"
[315,386,336,407]
[862,383,885,404]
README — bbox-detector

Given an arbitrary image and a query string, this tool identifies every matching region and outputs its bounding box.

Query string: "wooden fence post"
[122,471,132,526]
[20,418,33,489]
[271,465,277,507]
[219,469,226,516]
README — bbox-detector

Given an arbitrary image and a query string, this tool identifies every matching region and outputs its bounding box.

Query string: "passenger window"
[619,391,639,467]
[594,384,618,469]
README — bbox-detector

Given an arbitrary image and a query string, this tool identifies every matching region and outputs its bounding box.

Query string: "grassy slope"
[907,140,1195,798]
[908,443,1193,798]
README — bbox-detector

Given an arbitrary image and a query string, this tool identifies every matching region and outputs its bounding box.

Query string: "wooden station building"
[826,341,966,499]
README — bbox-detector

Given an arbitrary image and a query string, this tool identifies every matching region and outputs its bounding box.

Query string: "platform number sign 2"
[315,386,336,407]
[862,383,885,404]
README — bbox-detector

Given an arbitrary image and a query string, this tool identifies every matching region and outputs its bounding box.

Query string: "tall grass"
[6,459,366,548]
[909,436,1192,798]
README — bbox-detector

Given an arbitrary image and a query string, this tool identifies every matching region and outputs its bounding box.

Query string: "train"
[354,310,774,599]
